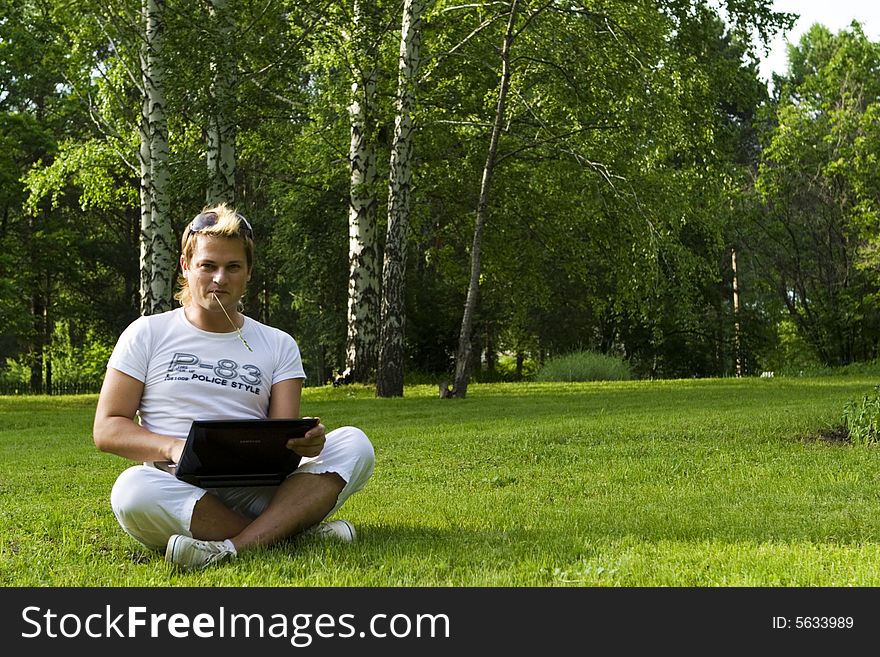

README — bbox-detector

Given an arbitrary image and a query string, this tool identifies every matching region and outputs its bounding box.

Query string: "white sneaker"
[302,519,356,543]
[165,534,237,570]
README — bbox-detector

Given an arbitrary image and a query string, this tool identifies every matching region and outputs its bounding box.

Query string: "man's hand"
[169,439,185,465]
[286,419,326,458]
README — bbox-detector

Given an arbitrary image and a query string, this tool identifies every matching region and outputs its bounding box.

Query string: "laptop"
[156,418,318,487]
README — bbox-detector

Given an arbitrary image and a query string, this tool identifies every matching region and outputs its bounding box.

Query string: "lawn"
[2,375,880,586]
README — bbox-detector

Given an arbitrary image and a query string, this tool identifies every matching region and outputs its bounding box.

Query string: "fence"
[0,381,102,396]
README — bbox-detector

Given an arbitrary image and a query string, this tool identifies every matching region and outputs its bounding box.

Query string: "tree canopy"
[5,0,879,394]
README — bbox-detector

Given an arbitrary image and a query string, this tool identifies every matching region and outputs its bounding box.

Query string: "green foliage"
[762,316,823,373]
[535,350,632,383]
[844,385,880,446]
[0,0,841,389]
[494,353,538,380]
[24,138,137,212]
[752,22,880,367]
[47,322,114,386]
[0,322,113,393]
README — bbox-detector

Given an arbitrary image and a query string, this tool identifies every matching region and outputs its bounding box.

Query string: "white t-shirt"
[107,307,306,439]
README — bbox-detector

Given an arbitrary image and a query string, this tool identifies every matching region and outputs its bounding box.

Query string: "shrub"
[0,323,113,395]
[843,385,880,446]
[535,350,632,383]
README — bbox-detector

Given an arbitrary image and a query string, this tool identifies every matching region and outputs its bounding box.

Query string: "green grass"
[2,376,880,586]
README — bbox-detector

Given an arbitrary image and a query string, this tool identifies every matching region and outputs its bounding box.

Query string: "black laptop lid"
[175,418,318,487]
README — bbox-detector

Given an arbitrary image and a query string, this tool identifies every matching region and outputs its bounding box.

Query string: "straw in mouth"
[212,292,253,352]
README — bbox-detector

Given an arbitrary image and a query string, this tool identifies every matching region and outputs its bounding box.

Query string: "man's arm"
[267,377,303,418]
[269,377,325,458]
[92,367,183,463]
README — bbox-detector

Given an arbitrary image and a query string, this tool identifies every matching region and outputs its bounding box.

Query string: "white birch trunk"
[145,0,174,313]
[376,0,423,397]
[345,0,379,383]
[206,0,237,205]
[451,0,519,398]
[138,26,154,317]
[732,248,742,377]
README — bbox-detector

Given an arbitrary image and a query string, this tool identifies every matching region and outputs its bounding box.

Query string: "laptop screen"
[175,417,318,487]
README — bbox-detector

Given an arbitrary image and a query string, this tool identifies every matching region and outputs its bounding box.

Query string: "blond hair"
[174,203,255,307]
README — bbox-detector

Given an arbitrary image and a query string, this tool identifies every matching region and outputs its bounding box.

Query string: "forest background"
[2,0,879,397]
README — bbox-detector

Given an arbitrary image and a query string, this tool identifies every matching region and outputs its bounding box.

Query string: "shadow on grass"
[798,424,850,444]
[122,509,880,572]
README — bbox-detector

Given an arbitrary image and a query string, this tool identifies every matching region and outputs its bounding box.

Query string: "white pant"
[110,426,375,550]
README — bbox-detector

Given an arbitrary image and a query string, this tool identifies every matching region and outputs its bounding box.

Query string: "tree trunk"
[43,284,52,394]
[144,0,174,314]
[731,247,742,376]
[138,7,153,316]
[450,0,518,398]
[484,320,496,375]
[376,0,423,397]
[206,0,237,206]
[138,111,153,315]
[345,0,380,383]
[29,291,44,395]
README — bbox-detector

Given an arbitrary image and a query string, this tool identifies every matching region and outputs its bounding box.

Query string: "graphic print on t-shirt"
[164,352,263,395]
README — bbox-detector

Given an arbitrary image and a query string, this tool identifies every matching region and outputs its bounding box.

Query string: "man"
[93,204,374,570]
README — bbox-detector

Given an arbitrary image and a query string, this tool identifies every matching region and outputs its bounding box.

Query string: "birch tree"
[449,0,518,398]
[377,0,424,397]
[59,0,174,315]
[137,1,154,314]
[345,0,380,383]
[205,0,237,206]
[142,0,174,314]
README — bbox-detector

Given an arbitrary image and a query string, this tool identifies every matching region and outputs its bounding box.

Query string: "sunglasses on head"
[188,211,254,239]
